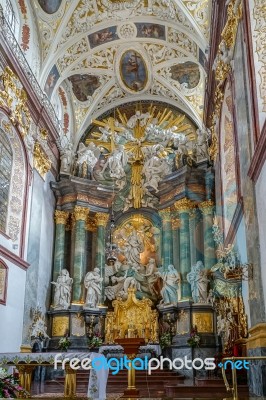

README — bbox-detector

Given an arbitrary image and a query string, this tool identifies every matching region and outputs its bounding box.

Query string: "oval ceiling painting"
[38,0,62,14]
[170,61,200,89]
[120,50,148,92]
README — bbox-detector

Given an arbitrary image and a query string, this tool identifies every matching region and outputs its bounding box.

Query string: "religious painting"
[0,261,8,305]
[220,82,238,238]
[136,23,165,40]
[170,61,200,89]
[37,0,62,14]
[120,50,148,92]
[68,74,101,102]
[44,65,60,99]
[88,27,118,49]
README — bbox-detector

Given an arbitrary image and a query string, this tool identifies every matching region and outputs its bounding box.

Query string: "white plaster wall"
[255,162,266,312]
[0,257,26,352]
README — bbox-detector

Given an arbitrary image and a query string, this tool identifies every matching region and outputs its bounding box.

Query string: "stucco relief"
[0,114,27,242]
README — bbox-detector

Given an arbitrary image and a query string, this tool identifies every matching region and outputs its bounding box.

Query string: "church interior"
[0,0,266,398]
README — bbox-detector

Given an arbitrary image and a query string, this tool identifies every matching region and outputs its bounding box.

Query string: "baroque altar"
[105,288,159,343]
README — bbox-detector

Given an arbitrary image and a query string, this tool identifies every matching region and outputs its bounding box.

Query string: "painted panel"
[120,50,148,92]
[170,61,200,89]
[136,23,165,40]
[44,65,60,99]
[88,27,118,49]
[68,74,101,101]
[38,0,62,14]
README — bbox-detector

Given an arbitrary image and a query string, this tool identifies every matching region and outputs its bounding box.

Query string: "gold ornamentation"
[52,316,69,336]
[58,194,77,206]
[172,218,181,230]
[95,212,109,226]
[0,67,31,137]
[192,312,213,333]
[33,142,51,178]
[105,288,157,342]
[159,207,172,222]
[73,206,89,221]
[40,128,48,140]
[54,210,69,225]
[85,216,97,232]
[199,200,214,214]
[174,197,195,212]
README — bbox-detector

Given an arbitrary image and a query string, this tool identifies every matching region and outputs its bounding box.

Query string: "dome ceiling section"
[33,0,209,79]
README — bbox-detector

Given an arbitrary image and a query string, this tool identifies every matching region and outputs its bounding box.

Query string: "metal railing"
[221,356,266,400]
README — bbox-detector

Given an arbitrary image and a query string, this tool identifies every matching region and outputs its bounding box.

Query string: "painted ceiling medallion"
[119,49,148,93]
[37,0,62,14]
[170,62,200,89]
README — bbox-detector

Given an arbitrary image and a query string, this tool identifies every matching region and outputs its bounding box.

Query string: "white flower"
[0,367,8,379]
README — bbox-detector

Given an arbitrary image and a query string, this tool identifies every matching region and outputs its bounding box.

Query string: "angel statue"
[51,269,73,310]
[84,268,103,309]
[100,144,128,180]
[77,142,101,178]
[56,140,74,174]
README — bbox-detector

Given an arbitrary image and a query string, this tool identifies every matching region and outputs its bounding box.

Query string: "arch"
[0,259,8,305]
[0,110,28,249]
[0,128,13,233]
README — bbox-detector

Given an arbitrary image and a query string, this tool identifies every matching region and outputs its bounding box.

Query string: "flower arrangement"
[0,368,29,398]
[187,326,201,347]
[88,332,103,349]
[58,337,71,351]
[159,332,172,349]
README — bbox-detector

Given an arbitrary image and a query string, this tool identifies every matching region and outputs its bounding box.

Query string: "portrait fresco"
[220,83,238,237]
[120,50,148,92]
[44,65,60,99]
[37,0,62,14]
[136,23,165,40]
[170,61,200,89]
[88,27,118,49]
[68,74,101,101]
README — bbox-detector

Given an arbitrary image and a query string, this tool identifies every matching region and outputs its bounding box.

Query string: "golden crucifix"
[86,106,192,208]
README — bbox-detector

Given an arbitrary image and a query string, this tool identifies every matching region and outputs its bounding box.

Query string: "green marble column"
[159,208,173,268]
[95,212,109,304]
[199,200,216,270]
[175,198,195,299]
[73,206,89,303]
[172,216,180,270]
[53,210,69,282]
[189,209,197,266]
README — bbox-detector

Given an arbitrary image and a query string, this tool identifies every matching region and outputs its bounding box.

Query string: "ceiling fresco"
[28,0,210,141]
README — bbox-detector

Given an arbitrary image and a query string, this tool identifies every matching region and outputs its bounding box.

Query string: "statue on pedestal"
[51,269,73,310]
[56,141,74,174]
[122,229,144,267]
[187,261,209,303]
[84,268,103,309]
[157,265,181,305]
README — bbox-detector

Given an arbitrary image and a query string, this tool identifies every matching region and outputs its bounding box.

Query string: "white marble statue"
[56,141,74,174]
[101,144,128,179]
[84,268,103,308]
[143,148,172,192]
[144,257,158,296]
[195,128,209,160]
[122,229,144,267]
[157,265,181,305]
[77,142,101,170]
[187,261,209,303]
[51,269,73,310]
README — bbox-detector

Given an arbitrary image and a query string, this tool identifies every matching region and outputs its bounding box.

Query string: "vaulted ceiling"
[29,0,211,144]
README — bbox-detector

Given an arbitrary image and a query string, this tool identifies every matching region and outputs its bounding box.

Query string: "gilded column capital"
[54,210,69,225]
[199,200,215,215]
[174,198,195,213]
[172,218,181,230]
[95,212,109,227]
[73,206,89,221]
[85,216,97,232]
[159,207,171,222]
